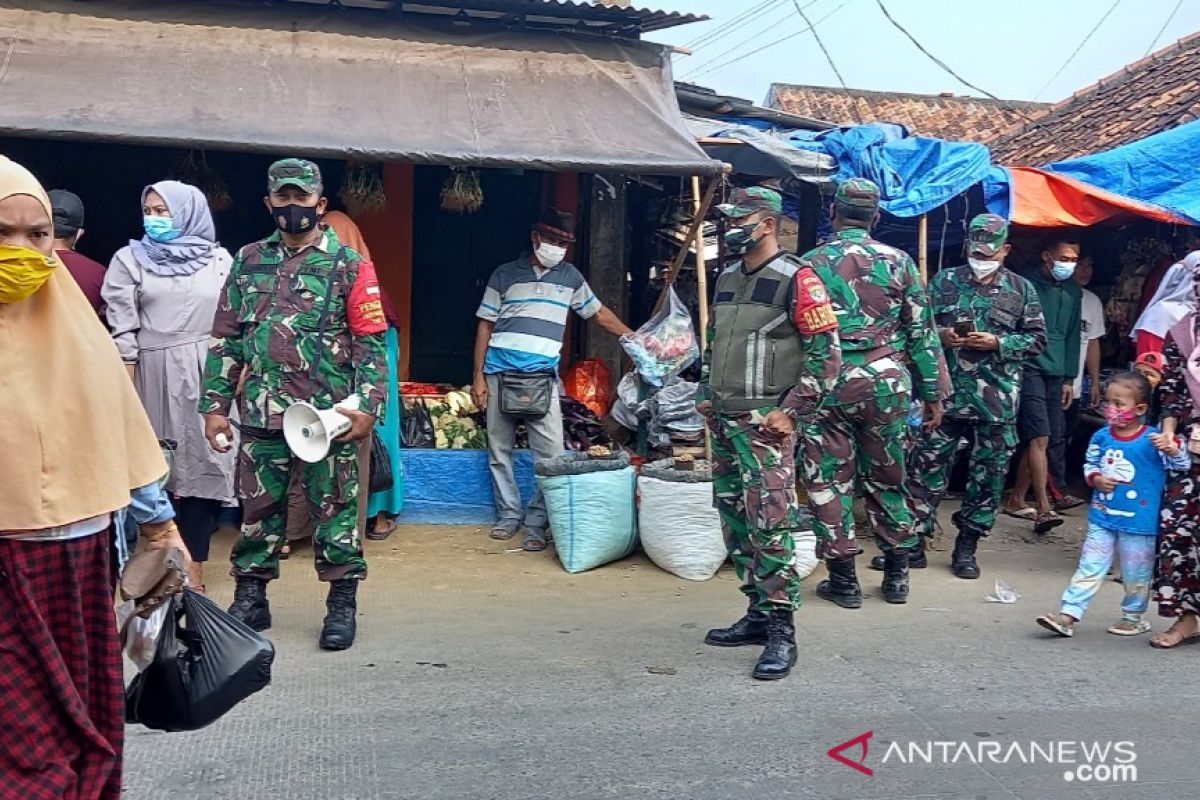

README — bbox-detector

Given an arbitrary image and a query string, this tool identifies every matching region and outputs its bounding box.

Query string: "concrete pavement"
[124,505,1199,800]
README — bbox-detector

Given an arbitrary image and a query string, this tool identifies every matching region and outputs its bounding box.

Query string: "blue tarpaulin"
[785,123,992,218]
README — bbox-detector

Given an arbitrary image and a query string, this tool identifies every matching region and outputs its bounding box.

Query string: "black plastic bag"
[126,589,275,732]
[401,399,436,448]
[368,430,394,493]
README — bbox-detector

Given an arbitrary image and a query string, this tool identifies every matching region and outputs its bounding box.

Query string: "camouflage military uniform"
[200,221,388,582]
[908,216,1046,541]
[798,180,943,559]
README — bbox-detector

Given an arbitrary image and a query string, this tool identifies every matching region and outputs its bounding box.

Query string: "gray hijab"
[130,180,219,276]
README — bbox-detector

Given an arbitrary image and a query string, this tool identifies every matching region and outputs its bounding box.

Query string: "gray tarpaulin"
[684,116,837,186]
[0,1,720,175]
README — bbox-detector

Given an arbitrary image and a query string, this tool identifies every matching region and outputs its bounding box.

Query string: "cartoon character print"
[1096,447,1138,516]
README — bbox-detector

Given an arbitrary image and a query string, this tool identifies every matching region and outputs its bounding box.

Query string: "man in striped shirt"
[472,209,632,551]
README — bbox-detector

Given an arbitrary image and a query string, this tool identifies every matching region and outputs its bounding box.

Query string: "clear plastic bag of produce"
[620,288,700,387]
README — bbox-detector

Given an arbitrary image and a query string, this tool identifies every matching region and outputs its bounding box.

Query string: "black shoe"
[228,577,271,632]
[704,604,769,647]
[816,557,863,609]
[752,610,797,681]
[319,579,359,651]
[951,530,981,580]
[869,542,927,571]
[881,549,910,604]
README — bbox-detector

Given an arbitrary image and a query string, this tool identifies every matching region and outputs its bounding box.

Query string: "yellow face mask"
[0,244,56,304]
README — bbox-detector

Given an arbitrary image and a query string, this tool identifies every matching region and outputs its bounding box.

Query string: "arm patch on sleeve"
[793,267,838,334]
[348,260,389,336]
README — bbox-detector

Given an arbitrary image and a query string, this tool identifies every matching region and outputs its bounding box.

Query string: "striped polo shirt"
[476,254,600,374]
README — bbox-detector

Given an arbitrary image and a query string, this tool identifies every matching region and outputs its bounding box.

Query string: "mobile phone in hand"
[953,320,975,337]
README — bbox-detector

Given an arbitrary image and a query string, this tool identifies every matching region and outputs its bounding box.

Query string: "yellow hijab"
[0,156,166,530]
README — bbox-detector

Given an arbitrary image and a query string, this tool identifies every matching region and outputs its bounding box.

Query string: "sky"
[645,0,1200,106]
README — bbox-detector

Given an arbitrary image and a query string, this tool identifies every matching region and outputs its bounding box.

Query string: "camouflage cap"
[834,178,880,210]
[716,186,782,217]
[268,158,323,193]
[966,213,1008,258]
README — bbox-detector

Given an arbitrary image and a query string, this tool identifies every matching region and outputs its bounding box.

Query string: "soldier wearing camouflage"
[796,178,944,607]
[907,214,1046,579]
[200,158,388,650]
[699,186,841,681]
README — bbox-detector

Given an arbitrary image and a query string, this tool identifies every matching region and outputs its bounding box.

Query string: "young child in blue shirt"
[1037,372,1190,637]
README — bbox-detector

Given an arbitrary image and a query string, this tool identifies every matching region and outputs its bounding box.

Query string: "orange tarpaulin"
[1008,166,1189,227]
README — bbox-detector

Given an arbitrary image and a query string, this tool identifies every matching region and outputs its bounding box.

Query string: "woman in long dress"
[103,181,236,591]
[0,155,189,798]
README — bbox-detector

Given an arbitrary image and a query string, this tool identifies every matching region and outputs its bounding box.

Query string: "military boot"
[881,549,910,604]
[816,557,863,609]
[319,579,359,651]
[704,601,769,647]
[228,577,271,632]
[869,539,927,571]
[951,530,982,580]
[752,609,797,681]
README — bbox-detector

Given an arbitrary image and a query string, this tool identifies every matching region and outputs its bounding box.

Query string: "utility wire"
[687,0,850,81]
[1144,0,1185,56]
[681,0,782,51]
[873,0,1005,103]
[681,0,825,79]
[1033,0,1122,100]
[791,0,862,123]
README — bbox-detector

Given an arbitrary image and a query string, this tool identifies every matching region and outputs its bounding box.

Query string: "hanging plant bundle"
[339,162,387,216]
[173,150,233,212]
[440,167,484,214]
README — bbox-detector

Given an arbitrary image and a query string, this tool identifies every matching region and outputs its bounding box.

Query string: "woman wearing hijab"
[1150,267,1200,649]
[103,181,236,592]
[0,155,189,797]
[1130,251,1200,358]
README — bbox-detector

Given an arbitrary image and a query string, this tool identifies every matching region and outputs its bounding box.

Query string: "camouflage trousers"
[800,356,918,559]
[710,410,802,612]
[231,433,366,582]
[908,417,1018,540]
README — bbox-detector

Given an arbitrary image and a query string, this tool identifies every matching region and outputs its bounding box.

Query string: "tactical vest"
[708,253,804,414]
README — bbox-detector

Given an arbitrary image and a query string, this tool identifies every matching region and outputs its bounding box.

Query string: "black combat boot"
[228,577,271,632]
[319,579,359,651]
[704,601,769,647]
[869,540,927,571]
[752,609,797,681]
[951,530,982,580]
[816,557,863,609]
[881,549,910,604]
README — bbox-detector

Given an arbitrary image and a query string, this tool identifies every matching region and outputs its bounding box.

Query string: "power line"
[873,0,1005,103]
[1033,0,1122,100]
[791,0,862,123]
[687,0,851,81]
[681,0,782,51]
[680,0,825,80]
[1144,0,1185,56]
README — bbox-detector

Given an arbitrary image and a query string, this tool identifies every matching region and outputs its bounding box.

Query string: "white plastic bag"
[792,529,819,579]
[620,288,700,387]
[638,460,726,581]
[119,601,171,673]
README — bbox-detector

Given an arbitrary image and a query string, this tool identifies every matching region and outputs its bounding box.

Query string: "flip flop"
[367,520,398,541]
[522,529,549,552]
[489,524,520,541]
[1034,511,1064,535]
[1002,507,1037,521]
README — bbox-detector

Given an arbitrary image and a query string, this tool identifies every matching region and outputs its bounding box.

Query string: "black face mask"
[271,204,320,235]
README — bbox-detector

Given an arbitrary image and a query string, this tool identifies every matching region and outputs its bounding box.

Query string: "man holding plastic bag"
[697,187,841,681]
[471,209,633,552]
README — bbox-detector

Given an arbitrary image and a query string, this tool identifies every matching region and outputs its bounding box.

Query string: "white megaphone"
[283,395,361,463]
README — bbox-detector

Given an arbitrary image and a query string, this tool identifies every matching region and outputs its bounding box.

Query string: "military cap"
[716,186,782,217]
[834,178,880,210]
[268,158,323,193]
[966,213,1009,258]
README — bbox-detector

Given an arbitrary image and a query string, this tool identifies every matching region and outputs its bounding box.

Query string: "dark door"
[409,167,545,384]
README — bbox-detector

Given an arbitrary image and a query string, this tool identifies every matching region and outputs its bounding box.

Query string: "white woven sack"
[637,474,726,581]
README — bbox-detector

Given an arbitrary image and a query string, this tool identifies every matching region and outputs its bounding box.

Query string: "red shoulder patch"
[348,260,388,336]
[793,267,838,334]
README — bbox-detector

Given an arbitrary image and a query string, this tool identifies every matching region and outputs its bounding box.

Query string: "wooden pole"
[691,176,713,462]
[918,213,929,284]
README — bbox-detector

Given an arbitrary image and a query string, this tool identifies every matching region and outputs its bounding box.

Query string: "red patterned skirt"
[0,530,123,799]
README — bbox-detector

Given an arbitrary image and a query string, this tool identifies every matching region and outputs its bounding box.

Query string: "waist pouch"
[499,372,554,418]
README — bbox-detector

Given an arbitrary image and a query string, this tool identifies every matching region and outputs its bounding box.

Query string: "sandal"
[1034,511,1063,535]
[1036,611,1075,638]
[521,529,549,552]
[1107,618,1151,636]
[280,543,291,560]
[1149,623,1200,649]
[367,520,398,541]
[489,523,520,541]
[1052,494,1087,512]
[1002,506,1037,521]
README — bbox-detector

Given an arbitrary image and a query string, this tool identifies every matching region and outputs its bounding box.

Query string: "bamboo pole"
[653,177,719,316]
[918,213,929,284]
[691,176,713,462]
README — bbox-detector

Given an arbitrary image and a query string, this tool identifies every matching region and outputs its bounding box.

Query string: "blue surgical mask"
[143,215,180,243]
[1050,260,1076,281]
